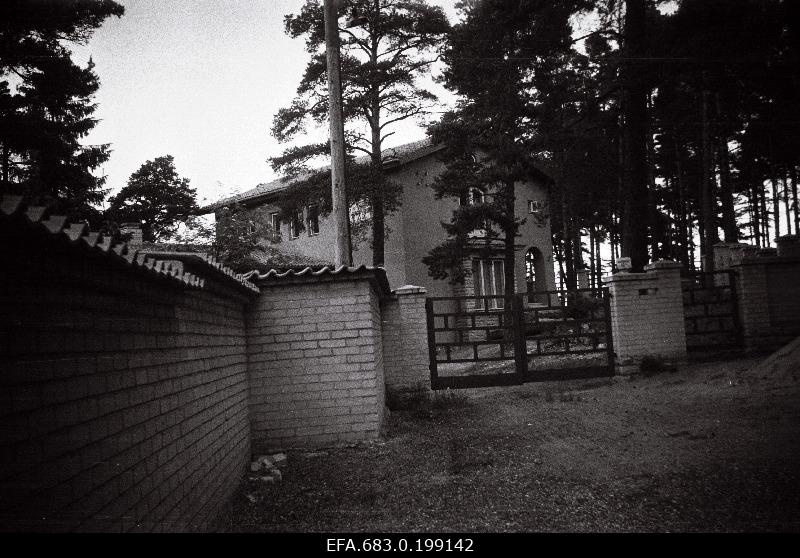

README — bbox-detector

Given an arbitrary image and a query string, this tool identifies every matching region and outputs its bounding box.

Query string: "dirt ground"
[218,345,800,533]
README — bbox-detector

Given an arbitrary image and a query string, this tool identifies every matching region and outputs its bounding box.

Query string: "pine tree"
[106,156,198,243]
[270,0,449,266]
[423,0,588,300]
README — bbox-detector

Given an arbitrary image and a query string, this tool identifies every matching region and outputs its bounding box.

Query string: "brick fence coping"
[603,260,682,284]
[138,250,263,295]
[245,265,392,299]
[393,285,427,296]
[602,272,659,284]
[733,255,800,266]
[0,195,260,294]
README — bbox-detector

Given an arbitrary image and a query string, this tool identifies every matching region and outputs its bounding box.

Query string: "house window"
[270,212,280,234]
[463,187,486,206]
[528,200,544,214]
[307,204,319,236]
[289,208,303,239]
[350,200,371,224]
[472,258,505,309]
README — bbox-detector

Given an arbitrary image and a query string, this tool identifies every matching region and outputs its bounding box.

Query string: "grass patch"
[430,389,470,409]
[388,387,472,419]
[639,355,677,376]
[543,389,583,402]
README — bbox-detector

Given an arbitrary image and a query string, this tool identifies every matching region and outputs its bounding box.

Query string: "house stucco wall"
[235,149,555,297]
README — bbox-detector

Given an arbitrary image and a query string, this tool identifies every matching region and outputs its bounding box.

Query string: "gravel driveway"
[218,348,800,532]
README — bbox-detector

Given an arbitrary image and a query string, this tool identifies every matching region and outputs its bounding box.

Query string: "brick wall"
[247,275,386,450]
[603,261,687,374]
[0,232,253,532]
[733,256,800,350]
[381,286,429,399]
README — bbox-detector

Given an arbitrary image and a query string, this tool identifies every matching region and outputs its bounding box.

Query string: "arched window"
[525,248,546,301]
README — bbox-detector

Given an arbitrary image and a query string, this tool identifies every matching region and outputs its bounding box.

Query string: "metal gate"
[522,288,614,382]
[426,288,614,390]
[682,270,742,353]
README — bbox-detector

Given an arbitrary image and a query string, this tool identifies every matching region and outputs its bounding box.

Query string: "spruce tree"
[0,0,124,223]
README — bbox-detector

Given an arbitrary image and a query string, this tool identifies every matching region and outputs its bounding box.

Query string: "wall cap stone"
[248,264,392,299]
[602,271,658,284]
[644,260,683,271]
[393,285,427,295]
[733,255,800,267]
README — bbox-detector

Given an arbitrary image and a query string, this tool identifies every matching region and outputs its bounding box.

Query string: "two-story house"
[199,139,555,300]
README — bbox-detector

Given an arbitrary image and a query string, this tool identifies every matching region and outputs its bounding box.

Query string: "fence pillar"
[381,285,430,402]
[603,260,687,375]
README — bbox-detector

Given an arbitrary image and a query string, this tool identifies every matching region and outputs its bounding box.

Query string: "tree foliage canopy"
[423,0,588,290]
[0,0,124,223]
[106,155,198,243]
[269,0,449,265]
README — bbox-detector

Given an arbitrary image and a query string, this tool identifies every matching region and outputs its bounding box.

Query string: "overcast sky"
[72,0,461,208]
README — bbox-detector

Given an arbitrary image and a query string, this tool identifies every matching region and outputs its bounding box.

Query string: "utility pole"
[324,0,352,267]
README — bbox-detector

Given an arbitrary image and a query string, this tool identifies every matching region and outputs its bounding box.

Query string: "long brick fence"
[0,196,429,532]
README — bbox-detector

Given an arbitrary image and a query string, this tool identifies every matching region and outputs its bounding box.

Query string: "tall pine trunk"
[562,191,575,289]
[792,167,799,236]
[751,185,762,247]
[718,135,738,241]
[700,89,717,271]
[589,226,596,289]
[772,177,781,239]
[369,29,385,267]
[672,130,689,266]
[502,179,516,338]
[783,171,792,236]
[621,0,650,272]
[1,142,8,188]
[760,179,770,245]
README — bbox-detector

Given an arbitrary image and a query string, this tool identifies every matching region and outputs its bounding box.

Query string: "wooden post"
[323,0,352,266]
[512,294,527,383]
[425,298,439,389]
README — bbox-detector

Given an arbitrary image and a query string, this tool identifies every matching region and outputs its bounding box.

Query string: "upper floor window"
[466,187,486,206]
[307,204,320,236]
[289,208,303,239]
[463,187,491,237]
[350,200,371,224]
[528,200,544,214]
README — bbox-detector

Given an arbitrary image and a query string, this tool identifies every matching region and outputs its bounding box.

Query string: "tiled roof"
[0,195,259,294]
[139,241,211,254]
[244,264,391,299]
[198,138,444,214]
[246,245,332,270]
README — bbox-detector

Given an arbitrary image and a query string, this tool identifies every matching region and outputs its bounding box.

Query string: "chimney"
[120,222,143,250]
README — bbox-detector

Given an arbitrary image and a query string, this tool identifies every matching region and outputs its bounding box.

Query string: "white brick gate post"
[603,260,687,375]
